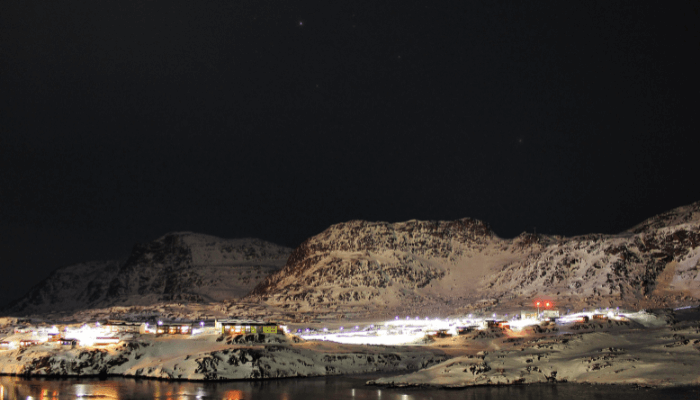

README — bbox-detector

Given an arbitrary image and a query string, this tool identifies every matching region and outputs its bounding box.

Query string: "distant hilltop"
[3,233,292,314]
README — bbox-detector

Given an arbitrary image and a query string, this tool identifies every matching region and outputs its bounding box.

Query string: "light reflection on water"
[222,389,244,400]
[1,375,699,400]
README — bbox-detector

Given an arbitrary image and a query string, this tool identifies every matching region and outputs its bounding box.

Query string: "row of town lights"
[301,305,567,336]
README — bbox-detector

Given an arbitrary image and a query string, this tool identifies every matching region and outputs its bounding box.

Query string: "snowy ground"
[0,330,447,380]
[369,308,700,388]
[2,308,700,387]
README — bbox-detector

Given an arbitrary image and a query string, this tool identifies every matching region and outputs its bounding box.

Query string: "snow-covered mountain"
[250,202,700,314]
[6,203,699,317]
[4,233,292,314]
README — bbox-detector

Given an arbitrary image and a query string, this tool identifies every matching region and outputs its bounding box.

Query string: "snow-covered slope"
[5,233,292,314]
[2,260,123,314]
[250,202,700,314]
[368,310,700,388]
[0,333,447,380]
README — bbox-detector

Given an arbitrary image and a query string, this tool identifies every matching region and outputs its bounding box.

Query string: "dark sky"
[1,1,698,307]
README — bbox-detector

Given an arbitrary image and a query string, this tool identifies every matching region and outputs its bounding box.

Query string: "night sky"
[1,1,698,307]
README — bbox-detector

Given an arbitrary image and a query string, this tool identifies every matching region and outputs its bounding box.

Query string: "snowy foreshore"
[3,310,700,388]
[369,311,700,388]
[0,333,447,380]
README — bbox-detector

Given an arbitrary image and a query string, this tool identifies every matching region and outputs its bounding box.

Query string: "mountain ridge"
[4,232,293,314]
[5,202,699,317]
[249,201,700,314]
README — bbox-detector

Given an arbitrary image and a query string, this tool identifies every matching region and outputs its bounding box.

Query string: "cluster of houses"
[485,309,562,331]
[0,336,118,349]
[102,319,282,336]
[0,318,284,350]
[435,309,564,338]
[521,308,560,321]
[215,319,281,335]
[3,306,619,349]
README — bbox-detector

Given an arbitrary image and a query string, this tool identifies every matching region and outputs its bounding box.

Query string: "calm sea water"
[1,374,698,400]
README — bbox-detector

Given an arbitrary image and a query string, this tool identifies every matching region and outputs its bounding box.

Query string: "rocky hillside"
[249,202,700,315]
[4,233,292,314]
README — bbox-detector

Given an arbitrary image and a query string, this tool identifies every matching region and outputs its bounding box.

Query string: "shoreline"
[2,371,700,391]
